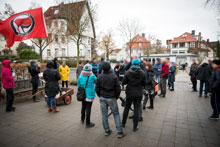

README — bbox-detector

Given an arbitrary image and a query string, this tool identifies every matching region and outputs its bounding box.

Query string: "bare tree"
[205,0,220,12]
[119,19,142,60]
[99,31,115,60]
[0,3,15,20]
[59,0,97,66]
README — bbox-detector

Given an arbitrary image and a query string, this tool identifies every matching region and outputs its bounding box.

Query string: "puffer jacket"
[122,67,146,97]
[209,67,220,92]
[43,61,61,97]
[28,64,40,84]
[77,71,97,99]
[95,70,121,99]
[1,60,15,89]
[59,65,70,81]
[197,63,212,81]
[145,69,154,90]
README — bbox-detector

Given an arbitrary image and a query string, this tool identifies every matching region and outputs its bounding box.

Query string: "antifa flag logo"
[10,13,35,36]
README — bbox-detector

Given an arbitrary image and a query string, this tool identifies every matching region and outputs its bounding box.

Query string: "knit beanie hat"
[212,59,220,66]
[83,64,92,72]
[131,58,140,65]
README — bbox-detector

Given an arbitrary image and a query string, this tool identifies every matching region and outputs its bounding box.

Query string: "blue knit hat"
[131,58,140,65]
[83,64,92,72]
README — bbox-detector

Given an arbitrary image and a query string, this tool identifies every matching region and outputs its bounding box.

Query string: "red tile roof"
[127,34,151,50]
[169,32,198,44]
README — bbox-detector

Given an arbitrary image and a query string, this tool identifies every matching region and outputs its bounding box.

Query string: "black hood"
[47,61,55,69]
[202,63,208,67]
[130,67,142,77]
[102,61,111,72]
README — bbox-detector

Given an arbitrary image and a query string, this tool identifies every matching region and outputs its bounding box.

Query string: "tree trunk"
[77,39,80,67]
[40,50,43,63]
[129,46,132,61]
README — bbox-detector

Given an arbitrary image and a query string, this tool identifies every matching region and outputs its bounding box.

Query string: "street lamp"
[104,40,108,61]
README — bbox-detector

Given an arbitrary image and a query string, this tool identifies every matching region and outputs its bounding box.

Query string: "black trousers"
[122,96,142,129]
[160,78,167,96]
[211,91,220,116]
[143,94,154,107]
[191,77,197,91]
[6,88,14,110]
[32,78,39,100]
[81,101,93,125]
[62,81,68,88]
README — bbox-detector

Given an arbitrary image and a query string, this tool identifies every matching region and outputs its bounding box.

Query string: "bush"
[0,55,17,62]
[19,49,39,60]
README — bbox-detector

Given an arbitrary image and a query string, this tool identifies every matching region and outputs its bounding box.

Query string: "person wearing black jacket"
[209,60,220,119]
[53,58,59,70]
[122,58,146,132]
[196,62,212,97]
[95,62,126,138]
[98,58,105,74]
[28,61,40,102]
[43,61,61,113]
[189,59,198,91]
[143,63,155,109]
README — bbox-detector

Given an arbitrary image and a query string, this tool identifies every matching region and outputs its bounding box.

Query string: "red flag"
[0,8,47,47]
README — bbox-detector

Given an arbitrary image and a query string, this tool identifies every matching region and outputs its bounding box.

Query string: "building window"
[55,35,58,42]
[172,51,178,54]
[181,37,186,40]
[54,20,58,27]
[173,43,177,48]
[180,43,185,48]
[48,33,52,41]
[191,42,195,48]
[62,48,66,56]
[55,48,59,57]
[54,9,59,15]
[62,35,65,43]
[138,43,142,47]
[179,50,185,54]
[47,49,50,57]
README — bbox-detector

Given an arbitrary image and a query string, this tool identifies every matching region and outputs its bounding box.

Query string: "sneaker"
[33,98,40,102]
[170,89,174,91]
[86,122,95,128]
[133,126,139,132]
[117,132,126,138]
[208,115,219,120]
[143,106,146,110]
[138,117,143,122]
[104,130,112,136]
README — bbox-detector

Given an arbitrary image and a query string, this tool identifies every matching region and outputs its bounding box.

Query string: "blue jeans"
[100,97,123,133]
[155,75,160,89]
[199,80,208,96]
[47,97,56,106]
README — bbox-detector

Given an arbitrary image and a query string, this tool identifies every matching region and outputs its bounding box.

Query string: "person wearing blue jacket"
[90,58,99,77]
[168,62,176,91]
[153,59,162,88]
[77,64,97,128]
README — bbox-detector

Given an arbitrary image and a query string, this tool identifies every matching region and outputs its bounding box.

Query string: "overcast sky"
[0,0,219,47]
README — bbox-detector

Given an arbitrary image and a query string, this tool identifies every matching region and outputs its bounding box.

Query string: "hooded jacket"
[209,67,220,92]
[122,67,146,97]
[153,63,162,77]
[169,65,176,82]
[43,61,61,97]
[95,62,121,99]
[59,65,70,81]
[1,60,15,89]
[28,63,40,82]
[145,69,154,90]
[161,62,169,78]
[196,63,212,81]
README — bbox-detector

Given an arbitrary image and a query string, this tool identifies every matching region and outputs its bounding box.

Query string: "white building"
[35,0,96,60]
[0,34,19,56]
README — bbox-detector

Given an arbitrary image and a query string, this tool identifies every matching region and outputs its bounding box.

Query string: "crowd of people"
[189,59,220,119]
[1,56,219,138]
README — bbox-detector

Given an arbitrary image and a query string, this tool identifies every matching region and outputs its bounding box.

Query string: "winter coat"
[196,63,212,81]
[161,62,169,79]
[59,65,70,81]
[28,65,40,84]
[153,63,162,77]
[98,60,105,74]
[1,60,15,89]
[95,70,121,99]
[76,65,83,78]
[118,63,126,75]
[43,61,61,97]
[209,67,220,92]
[189,63,198,78]
[145,69,154,90]
[122,67,146,97]
[169,66,176,82]
[114,65,120,77]
[77,72,97,99]
[124,61,146,72]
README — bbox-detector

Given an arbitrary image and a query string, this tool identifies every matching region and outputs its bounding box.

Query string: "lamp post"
[104,40,108,61]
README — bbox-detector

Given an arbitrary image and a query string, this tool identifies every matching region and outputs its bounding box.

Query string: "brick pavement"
[0,71,219,147]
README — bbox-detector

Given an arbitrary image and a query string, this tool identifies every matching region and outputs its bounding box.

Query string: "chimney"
[142,33,145,38]
[207,39,209,43]
[191,30,195,36]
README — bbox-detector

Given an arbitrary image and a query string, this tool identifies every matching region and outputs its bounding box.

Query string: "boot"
[52,106,59,113]
[48,106,52,112]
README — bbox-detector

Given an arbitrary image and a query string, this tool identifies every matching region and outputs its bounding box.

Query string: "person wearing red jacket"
[159,59,169,97]
[1,60,15,112]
